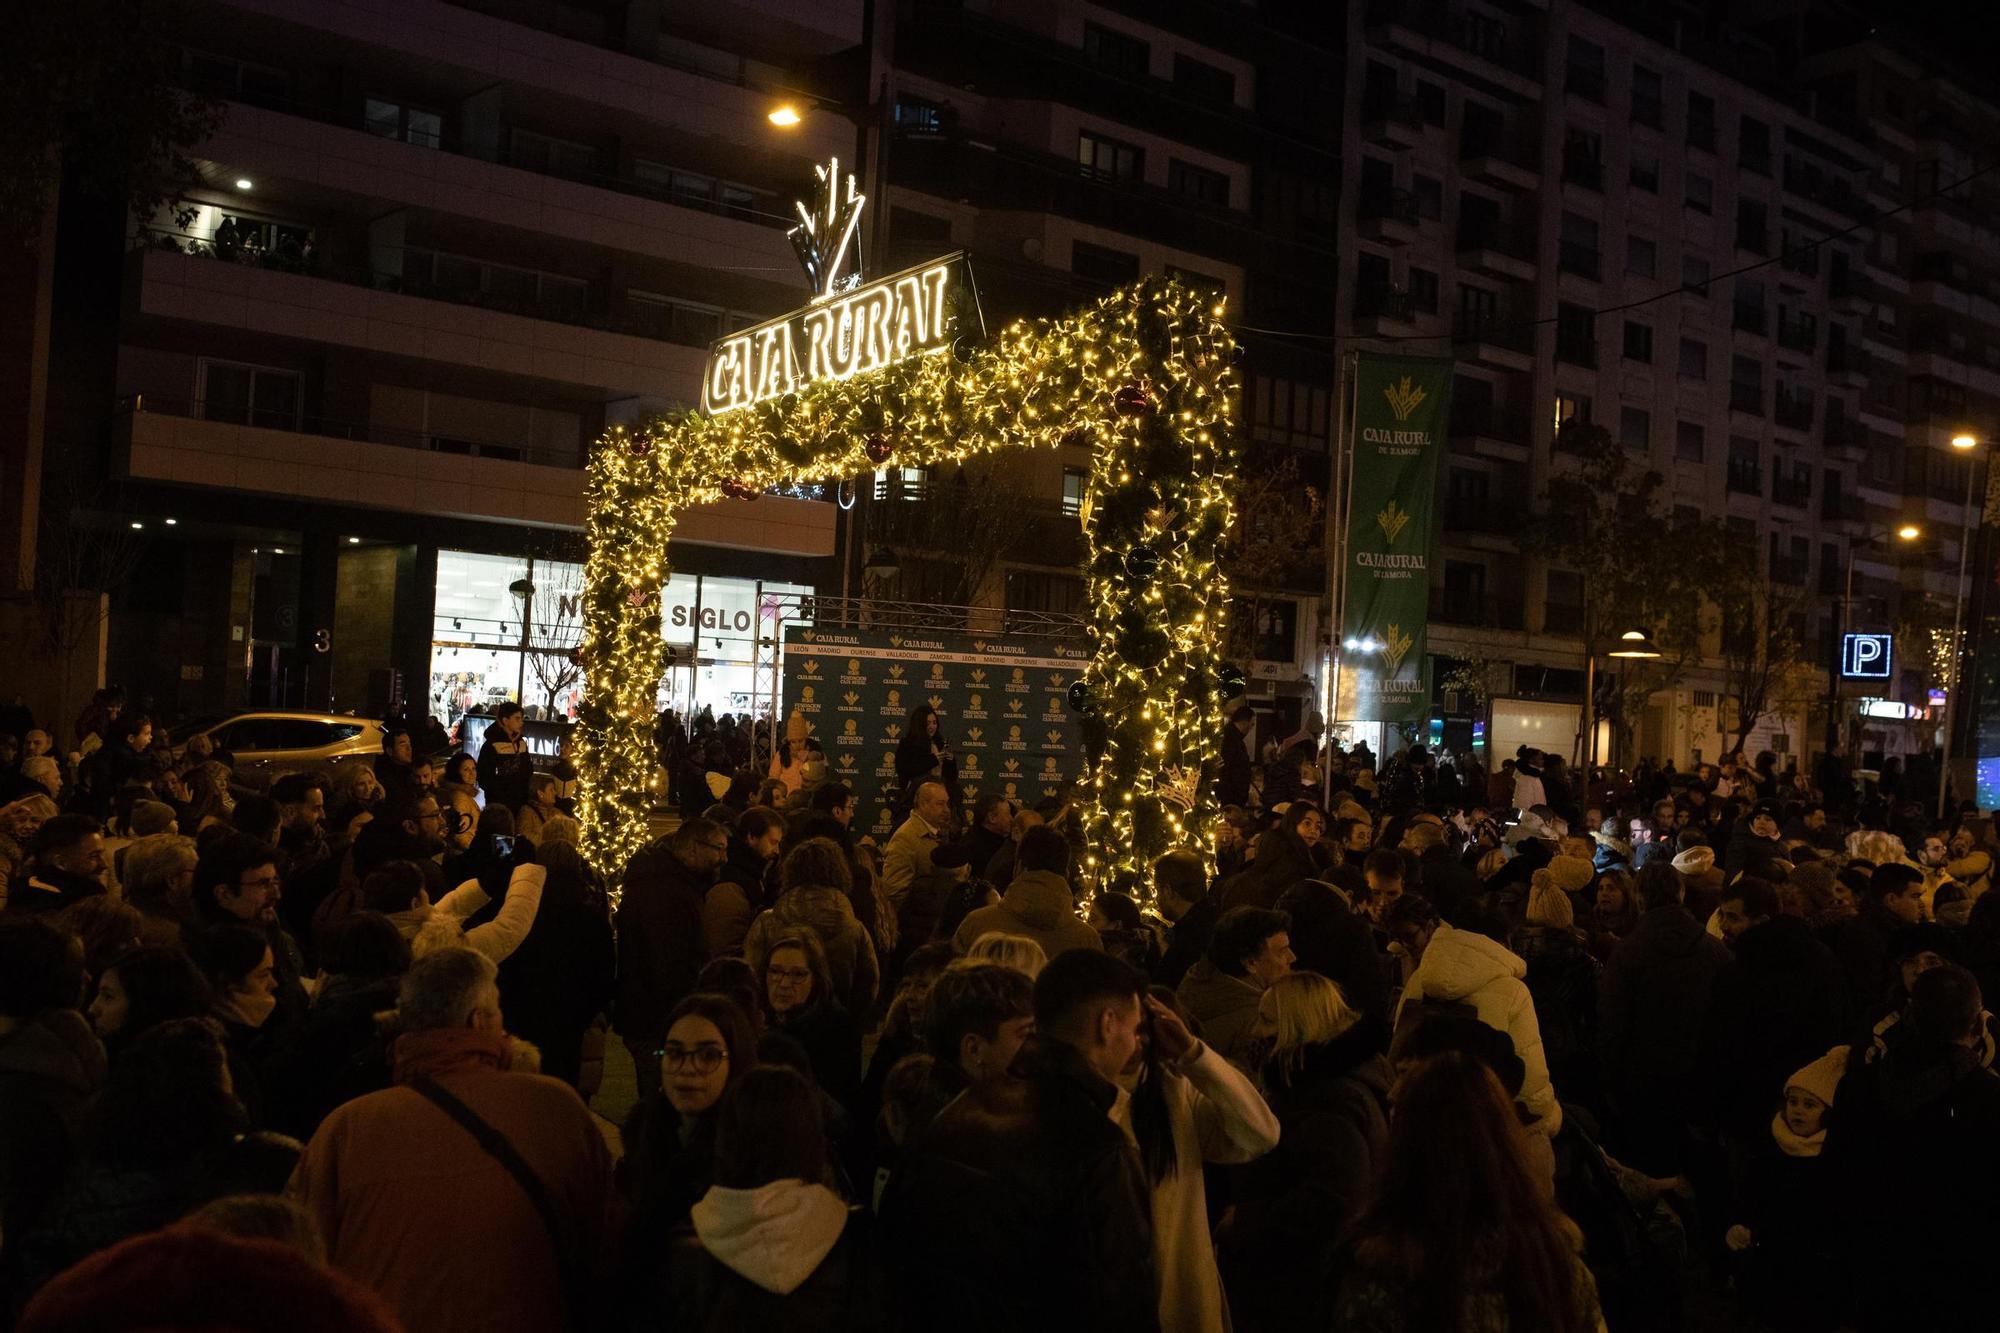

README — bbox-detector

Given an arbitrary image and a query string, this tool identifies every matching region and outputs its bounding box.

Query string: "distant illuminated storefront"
[428,549,812,732]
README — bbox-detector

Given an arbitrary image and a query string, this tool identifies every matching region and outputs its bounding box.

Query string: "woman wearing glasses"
[618,993,757,1319]
[759,930,862,1114]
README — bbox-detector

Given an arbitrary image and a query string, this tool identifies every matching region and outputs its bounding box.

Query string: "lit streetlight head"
[1897,524,1921,541]
[1607,627,1662,659]
[234,178,254,191]
[1952,433,1978,450]
[767,104,803,128]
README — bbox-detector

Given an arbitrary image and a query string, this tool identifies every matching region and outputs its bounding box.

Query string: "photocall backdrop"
[782,626,1089,837]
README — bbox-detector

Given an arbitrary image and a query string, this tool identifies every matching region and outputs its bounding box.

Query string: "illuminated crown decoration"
[789,157,866,299]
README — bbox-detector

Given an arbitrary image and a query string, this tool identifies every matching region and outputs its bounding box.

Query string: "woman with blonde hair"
[1218,971,1392,1332]
[963,930,1048,979]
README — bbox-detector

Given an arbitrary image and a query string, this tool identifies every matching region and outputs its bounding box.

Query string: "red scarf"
[391,1026,513,1085]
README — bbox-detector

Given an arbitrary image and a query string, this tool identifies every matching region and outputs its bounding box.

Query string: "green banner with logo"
[1339,355,1450,723]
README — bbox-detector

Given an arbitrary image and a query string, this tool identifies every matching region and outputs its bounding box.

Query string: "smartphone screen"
[489,833,516,858]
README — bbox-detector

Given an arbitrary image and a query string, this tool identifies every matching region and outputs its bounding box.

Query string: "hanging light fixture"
[1607,628,1662,659]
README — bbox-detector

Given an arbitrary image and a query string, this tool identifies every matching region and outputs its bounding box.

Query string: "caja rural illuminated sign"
[701,158,981,415]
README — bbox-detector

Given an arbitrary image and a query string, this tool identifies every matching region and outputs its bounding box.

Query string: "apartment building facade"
[40,0,866,730]
[1338,0,1975,770]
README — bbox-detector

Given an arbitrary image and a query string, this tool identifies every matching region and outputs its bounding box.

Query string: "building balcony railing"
[1449,401,1532,443]
[1354,285,1416,321]
[117,393,584,470]
[199,89,796,233]
[1557,241,1600,279]
[1452,308,1535,355]
[1367,0,1544,79]
[1777,320,1816,353]
[1429,588,1525,630]
[132,226,750,352]
[1560,154,1603,190]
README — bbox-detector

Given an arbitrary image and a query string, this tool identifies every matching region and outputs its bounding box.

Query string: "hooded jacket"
[951,870,1101,960]
[1599,905,1730,1102]
[744,888,881,1020]
[687,1179,852,1295]
[1397,924,1561,1134]
[0,1010,107,1270]
[1175,960,1266,1071]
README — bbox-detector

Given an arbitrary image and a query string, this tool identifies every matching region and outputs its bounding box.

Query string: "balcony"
[1366,1,1544,86]
[1772,472,1811,508]
[1451,309,1535,371]
[1727,458,1763,494]
[1783,163,1866,219]
[1449,401,1533,453]
[1429,587,1525,630]
[1352,284,1418,336]
[129,239,707,398]
[1459,125,1541,192]
[1730,382,1764,415]
[1825,416,1871,457]
[1823,490,1866,522]
[1733,301,1768,336]
[1356,187,1419,244]
[1557,241,1601,281]
[1777,319,1817,354]
[1561,153,1603,192]
[1456,222,1538,281]
[1361,94,1426,149]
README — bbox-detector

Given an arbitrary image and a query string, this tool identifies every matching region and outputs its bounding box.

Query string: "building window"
[1562,126,1604,189]
[1172,53,1234,103]
[1733,277,1767,334]
[1554,391,1593,438]
[893,97,944,136]
[1409,267,1439,314]
[1566,35,1606,101]
[1249,375,1332,450]
[1676,421,1706,462]
[1626,235,1657,278]
[1546,569,1586,633]
[1412,174,1443,221]
[364,98,443,149]
[1082,22,1149,77]
[1167,158,1230,207]
[1727,435,1762,492]
[1623,321,1654,363]
[1006,570,1087,617]
[1556,303,1596,366]
[1619,406,1651,448]
[1630,147,1659,192]
[1736,198,1769,254]
[1731,356,1765,414]
[1415,80,1447,126]
[1682,254,1711,296]
[1631,65,1663,127]
[1078,130,1143,180]
[1060,468,1089,516]
[1688,92,1717,150]
[1679,337,1708,379]
[1559,211,1600,279]
[1686,172,1713,213]
[509,128,598,177]
[1071,240,1140,285]
[198,359,301,430]
[1739,115,1773,175]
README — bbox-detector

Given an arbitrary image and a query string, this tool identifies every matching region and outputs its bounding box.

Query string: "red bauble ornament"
[864,433,893,464]
[1112,382,1150,416]
[568,646,587,667]
[720,477,760,501]
[627,436,652,457]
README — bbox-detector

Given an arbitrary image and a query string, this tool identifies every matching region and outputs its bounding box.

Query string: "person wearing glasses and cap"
[617,817,731,1093]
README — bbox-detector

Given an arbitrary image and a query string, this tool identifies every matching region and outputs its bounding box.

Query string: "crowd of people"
[0,685,1995,1332]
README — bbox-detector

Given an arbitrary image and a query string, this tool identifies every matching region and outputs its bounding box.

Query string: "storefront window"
[429,550,815,737]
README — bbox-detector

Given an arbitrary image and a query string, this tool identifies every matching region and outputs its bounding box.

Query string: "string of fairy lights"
[573,275,1242,901]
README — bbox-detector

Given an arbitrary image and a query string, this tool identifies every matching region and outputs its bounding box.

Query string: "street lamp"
[1827,523,1922,761]
[1938,432,1989,816]
[1581,627,1661,767]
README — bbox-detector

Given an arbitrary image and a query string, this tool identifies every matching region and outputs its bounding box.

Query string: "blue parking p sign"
[1841,633,1893,679]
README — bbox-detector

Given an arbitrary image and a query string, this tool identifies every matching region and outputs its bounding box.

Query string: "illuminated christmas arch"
[573,175,1243,898]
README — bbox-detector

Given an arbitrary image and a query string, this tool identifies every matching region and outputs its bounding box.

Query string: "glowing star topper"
[789,157,866,299]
